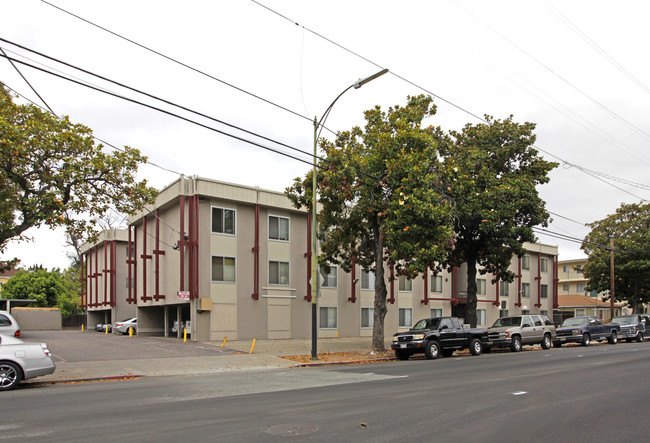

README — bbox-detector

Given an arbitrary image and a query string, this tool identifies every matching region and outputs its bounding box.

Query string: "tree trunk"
[371,217,388,352]
[465,257,478,328]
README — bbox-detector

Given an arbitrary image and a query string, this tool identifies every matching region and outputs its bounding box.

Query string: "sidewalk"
[27,337,395,385]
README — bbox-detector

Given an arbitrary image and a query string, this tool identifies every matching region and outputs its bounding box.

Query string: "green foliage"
[287,95,455,351]
[0,268,65,307]
[0,84,158,267]
[581,202,650,312]
[440,116,558,327]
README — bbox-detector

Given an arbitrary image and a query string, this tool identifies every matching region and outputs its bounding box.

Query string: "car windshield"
[611,316,636,325]
[412,318,441,330]
[562,317,588,327]
[492,317,522,328]
[119,318,135,323]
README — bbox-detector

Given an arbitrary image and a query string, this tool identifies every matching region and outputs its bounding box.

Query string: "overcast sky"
[2,0,649,270]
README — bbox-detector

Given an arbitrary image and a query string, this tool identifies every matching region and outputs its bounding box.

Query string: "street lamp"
[310,68,389,360]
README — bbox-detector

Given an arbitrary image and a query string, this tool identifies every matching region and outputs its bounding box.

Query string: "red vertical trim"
[153,209,166,301]
[494,274,500,307]
[535,253,542,308]
[188,197,194,300]
[141,218,153,302]
[388,264,395,304]
[94,246,99,308]
[452,266,458,305]
[304,212,312,301]
[421,267,429,304]
[179,196,186,291]
[516,257,522,307]
[81,254,86,309]
[348,255,356,303]
[103,241,108,306]
[127,227,133,303]
[86,251,92,309]
[251,204,260,300]
[194,195,200,299]
[133,227,138,303]
[553,256,559,309]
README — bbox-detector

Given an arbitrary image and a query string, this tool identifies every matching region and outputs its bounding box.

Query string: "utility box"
[198,297,212,312]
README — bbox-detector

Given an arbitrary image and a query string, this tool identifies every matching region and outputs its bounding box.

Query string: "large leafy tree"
[581,202,650,313]
[287,95,455,351]
[440,116,557,327]
[0,267,65,308]
[0,84,157,267]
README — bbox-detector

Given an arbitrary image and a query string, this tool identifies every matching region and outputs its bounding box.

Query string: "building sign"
[177,291,190,300]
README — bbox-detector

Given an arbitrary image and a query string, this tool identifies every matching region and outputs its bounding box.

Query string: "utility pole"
[610,237,615,320]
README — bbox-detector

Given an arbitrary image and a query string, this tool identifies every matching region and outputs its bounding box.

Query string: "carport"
[138,303,191,338]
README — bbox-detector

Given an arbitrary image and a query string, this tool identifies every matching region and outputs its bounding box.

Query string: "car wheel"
[0,361,22,391]
[608,331,617,344]
[395,350,410,361]
[424,341,440,360]
[469,338,482,356]
[552,341,562,348]
[637,333,643,343]
[581,333,591,346]
[442,349,454,358]
[510,336,522,352]
[541,334,552,350]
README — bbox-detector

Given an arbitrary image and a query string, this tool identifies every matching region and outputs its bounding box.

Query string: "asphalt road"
[2,341,648,442]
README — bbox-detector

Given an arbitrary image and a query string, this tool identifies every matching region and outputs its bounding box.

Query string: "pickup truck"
[610,315,646,343]
[486,314,556,352]
[391,317,488,360]
[553,316,619,347]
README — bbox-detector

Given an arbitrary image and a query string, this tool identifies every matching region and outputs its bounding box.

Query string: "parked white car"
[0,310,20,338]
[113,318,137,335]
[0,334,55,390]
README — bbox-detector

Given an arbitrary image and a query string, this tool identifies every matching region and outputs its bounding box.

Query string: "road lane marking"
[512,391,527,396]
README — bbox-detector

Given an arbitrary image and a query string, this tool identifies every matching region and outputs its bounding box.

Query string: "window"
[212,256,236,282]
[269,215,289,241]
[522,255,530,270]
[477,309,486,326]
[500,301,509,318]
[541,258,548,272]
[269,261,289,285]
[319,266,338,288]
[430,308,442,318]
[522,309,530,315]
[361,307,374,328]
[562,265,568,273]
[576,283,586,292]
[541,310,549,317]
[398,275,412,292]
[576,308,586,316]
[319,307,337,328]
[522,282,530,298]
[476,278,486,296]
[0,314,11,327]
[576,266,584,274]
[399,308,412,327]
[589,290,598,298]
[562,284,569,292]
[499,281,509,297]
[540,284,548,299]
[211,207,235,235]
[361,270,375,290]
[430,274,443,293]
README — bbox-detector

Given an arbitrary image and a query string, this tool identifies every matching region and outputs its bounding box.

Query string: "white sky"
[2,0,649,270]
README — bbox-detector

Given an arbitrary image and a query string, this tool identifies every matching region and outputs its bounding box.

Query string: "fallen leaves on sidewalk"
[281,350,395,363]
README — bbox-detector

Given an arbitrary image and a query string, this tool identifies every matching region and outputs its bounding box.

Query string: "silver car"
[0,310,20,338]
[0,334,56,390]
[113,318,137,335]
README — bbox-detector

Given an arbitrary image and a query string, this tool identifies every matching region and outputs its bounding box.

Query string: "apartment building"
[82,176,558,341]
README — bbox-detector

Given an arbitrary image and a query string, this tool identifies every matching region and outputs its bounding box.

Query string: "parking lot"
[20,330,238,363]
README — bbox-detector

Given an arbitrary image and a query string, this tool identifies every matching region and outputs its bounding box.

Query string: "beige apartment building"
[82,176,559,341]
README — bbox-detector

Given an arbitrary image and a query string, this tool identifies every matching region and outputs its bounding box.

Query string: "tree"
[0,84,157,267]
[287,95,455,351]
[0,268,65,307]
[440,116,557,327]
[581,202,650,313]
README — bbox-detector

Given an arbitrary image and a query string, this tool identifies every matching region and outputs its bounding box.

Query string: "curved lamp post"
[310,68,389,360]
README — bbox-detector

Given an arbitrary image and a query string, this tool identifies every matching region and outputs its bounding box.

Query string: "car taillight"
[41,343,51,357]
[14,330,20,338]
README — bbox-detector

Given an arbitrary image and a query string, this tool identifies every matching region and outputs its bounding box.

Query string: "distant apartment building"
[81,176,559,341]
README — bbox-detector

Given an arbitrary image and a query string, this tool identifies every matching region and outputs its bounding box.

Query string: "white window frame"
[430,274,443,293]
[268,215,290,241]
[540,258,549,273]
[522,255,531,270]
[398,275,413,292]
[361,269,375,290]
[211,256,236,283]
[269,260,290,286]
[499,281,509,297]
[522,282,530,298]
[319,265,338,288]
[398,308,412,327]
[477,309,486,326]
[430,308,442,318]
[211,206,236,235]
[576,283,586,292]
[476,278,487,296]
[361,307,374,329]
[575,308,586,316]
[540,284,548,299]
[319,306,337,329]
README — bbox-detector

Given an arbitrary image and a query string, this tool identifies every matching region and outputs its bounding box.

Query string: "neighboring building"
[0,268,18,289]
[555,294,624,323]
[558,259,597,297]
[82,176,559,341]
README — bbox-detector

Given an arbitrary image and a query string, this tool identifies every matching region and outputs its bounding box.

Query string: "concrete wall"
[11,307,62,330]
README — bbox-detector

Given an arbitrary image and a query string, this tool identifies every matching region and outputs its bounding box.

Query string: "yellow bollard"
[129,327,134,337]
[336,330,339,339]
[221,336,227,348]
[183,328,187,343]
[81,324,84,332]
[249,338,256,354]
[105,325,109,335]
